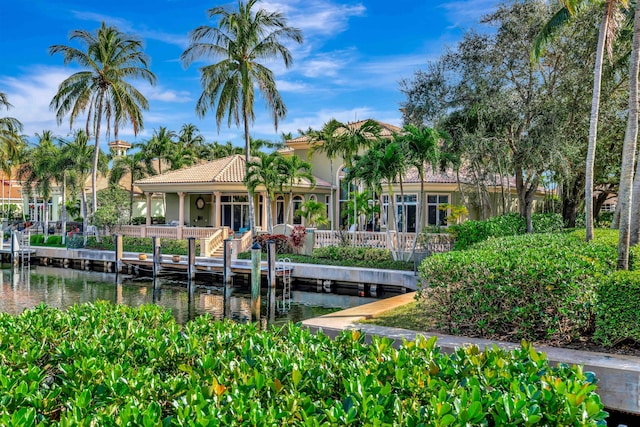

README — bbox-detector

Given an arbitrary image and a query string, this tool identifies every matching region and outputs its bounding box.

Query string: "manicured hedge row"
[595,270,640,346]
[418,232,615,343]
[0,302,606,425]
[448,213,564,250]
[83,236,200,255]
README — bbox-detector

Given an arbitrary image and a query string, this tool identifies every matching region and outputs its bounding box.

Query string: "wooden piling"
[251,242,261,322]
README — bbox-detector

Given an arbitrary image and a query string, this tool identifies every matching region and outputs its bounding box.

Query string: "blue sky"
[0,0,500,148]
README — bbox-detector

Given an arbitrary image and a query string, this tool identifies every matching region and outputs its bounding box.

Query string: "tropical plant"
[0,92,23,175]
[110,148,149,223]
[244,152,287,233]
[181,0,303,237]
[49,22,156,216]
[617,0,640,270]
[295,199,329,228]
[61,130,108,242]
[533,0,628,242]
[17,131,60,232]
[279,155,315,225]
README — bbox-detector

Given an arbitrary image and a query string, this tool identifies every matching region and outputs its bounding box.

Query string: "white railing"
[313,230,452,253]
[239,230,254,253]
[145,226,179,239]
[118,225,145,238]
[183,227,220,239]
[201,228,228,257]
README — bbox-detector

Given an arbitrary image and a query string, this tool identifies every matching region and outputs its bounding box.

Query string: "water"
[0,265,377,324]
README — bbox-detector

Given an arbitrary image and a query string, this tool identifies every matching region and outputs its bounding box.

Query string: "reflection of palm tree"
[50,23,156,216]
[245,152,286,233]
[181,0,303,236]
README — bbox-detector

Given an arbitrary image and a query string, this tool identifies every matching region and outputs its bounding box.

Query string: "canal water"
[0,265,376,324]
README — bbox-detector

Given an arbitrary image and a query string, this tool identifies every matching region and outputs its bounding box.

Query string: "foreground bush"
[418,232,617,343]
[0,302,606,425]
[313,245,392,263]
[84,236,200,255]
[448,213,564,250]
[595,270,640,346]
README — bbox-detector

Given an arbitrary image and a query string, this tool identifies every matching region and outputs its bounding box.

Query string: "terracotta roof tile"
[136,155,247,185]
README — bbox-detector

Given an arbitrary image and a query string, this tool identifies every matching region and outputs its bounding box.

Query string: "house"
[133,119,543,234]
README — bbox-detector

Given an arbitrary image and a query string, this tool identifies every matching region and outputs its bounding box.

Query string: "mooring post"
[223,238,233,319]
[115,234,123,281]
[250,242,261,322]
[10,231,17,266]
[187,237,196,291]
[267,240,276,323]
[152,236,161,279]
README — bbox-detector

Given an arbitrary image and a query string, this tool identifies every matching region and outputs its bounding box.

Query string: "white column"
[145,192,153,226]
[178,192,186,226]
[214,191,221,227]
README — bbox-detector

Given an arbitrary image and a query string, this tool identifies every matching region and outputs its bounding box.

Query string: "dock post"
[267,240,276,323]
[152,236,161,280]
[223,238,233,319]
[187,237,196,291]
[251,242,261,322]
[10,231,18,266]
[115,234,123,283]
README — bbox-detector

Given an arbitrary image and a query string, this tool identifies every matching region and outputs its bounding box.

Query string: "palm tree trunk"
[243,108,256,238]
[385,185,399,260]
[61,174,67,245]
[585,16,608,242]
[630,162,640,244]
[267,194,273,234]
[91,93,104,218]
[409,169,425,260]
[617,1,640,270]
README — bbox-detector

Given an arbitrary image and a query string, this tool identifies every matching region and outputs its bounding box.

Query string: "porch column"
[261,191,267,231]
[214,191,221,227]
[210,192,216,226]
[178,192,186,227]
[145,192,153,226]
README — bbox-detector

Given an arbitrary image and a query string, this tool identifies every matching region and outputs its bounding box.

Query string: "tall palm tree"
[399,125,441,254]
[617,0,640,270]
[49,23,156,217]
[17,131,60,232]
[142,126,179,175]
[279,154,315,225]
[533,0,627,241]
[244,152,287,233]
[181,0,303,237]
[61,130,108,241]
[110,148,149,223]
[0,92,23,176]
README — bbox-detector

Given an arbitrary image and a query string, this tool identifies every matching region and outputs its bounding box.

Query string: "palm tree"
[49,23,156,217]
[279,155,315,225]
[533,0,627,241]
[17,131,60,233]
[617,0,640,270]
[0,92,23,176]
[61,130,108,241]
[181,0,303,237]
[110,148,149,223]
[295,199,329,228]
[244,152,287,233]
[399,125,441,254]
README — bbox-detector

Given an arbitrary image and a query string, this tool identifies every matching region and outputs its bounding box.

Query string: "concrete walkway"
[302,292,640,416]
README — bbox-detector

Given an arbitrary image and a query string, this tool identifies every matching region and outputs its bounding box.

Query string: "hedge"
[0,302,607,425]
[595,270,640,346]
[418,232,615,343]
[448,213,564,250]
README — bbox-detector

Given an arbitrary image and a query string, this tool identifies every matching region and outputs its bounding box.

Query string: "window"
[221,194,250,231]
[427,194,449,226]
[292,195,303,225]
[338,167,356,227]
[276,196,285,224]
[382,194,417,232]
[325,195,331,224]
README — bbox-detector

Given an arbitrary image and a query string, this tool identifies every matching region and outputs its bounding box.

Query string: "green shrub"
[595,270,640,346]
[65,234,84,249]
[313,245,392,263]
[0,302,607,426]
[44,235,62,246]
[418,232,615,343]
[29,234,45,245]
[83,236,200,255]
[448,213,564,250]
[254,234,290,253]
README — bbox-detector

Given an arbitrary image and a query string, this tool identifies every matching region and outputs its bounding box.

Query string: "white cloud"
[261,1,366,36]
[438,0,500,30]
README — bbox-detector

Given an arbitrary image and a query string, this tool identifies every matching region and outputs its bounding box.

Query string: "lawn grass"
[359,300,436,331]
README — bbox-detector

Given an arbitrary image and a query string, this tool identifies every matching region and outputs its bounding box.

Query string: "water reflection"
[0,265,376,324]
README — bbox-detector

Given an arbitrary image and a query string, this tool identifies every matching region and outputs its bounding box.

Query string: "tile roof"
[135,155,330,189]
[136,155,247,185]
